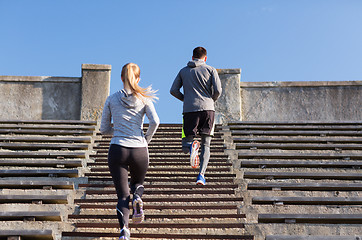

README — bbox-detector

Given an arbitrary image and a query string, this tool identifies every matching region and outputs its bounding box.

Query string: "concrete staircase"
[62,124,253,239]
[0,120,97,240]
[223,121,362,240]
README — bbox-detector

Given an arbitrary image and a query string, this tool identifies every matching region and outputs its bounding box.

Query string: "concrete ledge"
[240,80,362,88]
[81,64,111,70]
[217,69,241,74]
[0,76,80,83]
[0,230,53,240]
[266,235,362,240]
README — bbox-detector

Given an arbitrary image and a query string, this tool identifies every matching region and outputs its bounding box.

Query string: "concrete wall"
[0,64,111,121]
[240,81,362,121]
[215,69,242,124]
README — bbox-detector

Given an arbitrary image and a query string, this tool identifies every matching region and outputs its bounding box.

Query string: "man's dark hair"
[193,47,207,59]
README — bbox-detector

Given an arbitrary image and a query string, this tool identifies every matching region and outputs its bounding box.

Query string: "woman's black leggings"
[107,144,149,228]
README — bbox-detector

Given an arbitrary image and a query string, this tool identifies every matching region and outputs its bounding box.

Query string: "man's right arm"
[170,72,184,101]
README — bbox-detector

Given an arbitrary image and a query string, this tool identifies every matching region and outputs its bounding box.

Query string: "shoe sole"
[132,198,144,224]
[190,141,200,169]
[196,180,205,185]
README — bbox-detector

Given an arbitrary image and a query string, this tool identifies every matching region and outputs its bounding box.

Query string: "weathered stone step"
[88,161,232,167]
[229,125,362,131]
[62,232,254,239]
[0,180,74,189]
[236,143,362,151]
[0,136,92,143]
[244,171,362,180]
[79,183,238,189]
[84,189,235,195]
[252,197,362,205]
[228,121,362,125]
[85,172,235,178]
[0,211,61,221]
[0,129,94,135]
[87,177,234,183]
[0,151,86,158]
[231,130,362,137]
[77,203,239,210]
[0,169,79,178]
[240,160,362,169]
[247,182,362,191]
[0,123,96,131]
[265,235,362,240]
[238,152,362,160]
[0,120,97,125]
[258,214,362,224]
[0,194,68,204]
[232,136,362,144]
[69,213,244,220]
[90,166,231,173]
[0,142,89,150]
[73,222,245,229]
[0,159,83,168]
[0,230,54,240]
[75,196,243,204]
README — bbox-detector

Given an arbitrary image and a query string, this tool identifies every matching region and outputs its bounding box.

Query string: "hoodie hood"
[187,59,206,68]
[116,90,140,108]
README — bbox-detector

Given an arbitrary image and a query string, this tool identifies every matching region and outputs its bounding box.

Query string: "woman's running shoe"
[119,227,130,240]
[196,173,206,185]
[190,140,200,169]
[132,196,144,224]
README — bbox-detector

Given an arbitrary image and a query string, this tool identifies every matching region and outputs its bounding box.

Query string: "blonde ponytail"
[121,63,158,101]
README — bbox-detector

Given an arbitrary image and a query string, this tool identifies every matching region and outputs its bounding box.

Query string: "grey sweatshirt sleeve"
[144,100,160,144]
[170,72,184,102]
[100,97,114,135]
[211,68,222,101]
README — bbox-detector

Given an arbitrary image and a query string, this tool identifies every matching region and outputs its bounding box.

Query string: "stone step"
[231,130,362,137]
[266,235,362,240]
[232,136,362,144]
[0,169,79,178]
[0,180,74,189]
[252,197,362,205]
[244,171,362,180]
[0,142,89,150]
[240,160,362,169]
[0,151,86,158]
[238,152,362,160]
[0,120,97,125]
[0,194,68,204]
[75,196,243,204]
[62,232,254,239]
[0,136,92,143]
[0,211,61,221]
[247,182,362,191]
[0,159,83,168]
[236,143,362,151]
[258,214,362,224]
[229,125,362,131]
[0,230,54,240]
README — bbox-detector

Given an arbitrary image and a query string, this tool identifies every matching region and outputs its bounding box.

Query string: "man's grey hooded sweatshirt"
[170,59,222,113]
[100,90,160,148]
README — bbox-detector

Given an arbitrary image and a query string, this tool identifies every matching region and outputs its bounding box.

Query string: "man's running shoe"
[132,196,144,224]
[119,227,130,240]
[196,173,206,185]
[190,140,200,169]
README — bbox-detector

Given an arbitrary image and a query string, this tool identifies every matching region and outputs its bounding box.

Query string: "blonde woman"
[100,63,160,240]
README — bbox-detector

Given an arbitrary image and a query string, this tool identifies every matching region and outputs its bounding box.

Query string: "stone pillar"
[81,64,111,121]
[215,69,242,124]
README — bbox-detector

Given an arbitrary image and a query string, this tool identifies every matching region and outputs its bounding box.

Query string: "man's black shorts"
[182,110,215,138]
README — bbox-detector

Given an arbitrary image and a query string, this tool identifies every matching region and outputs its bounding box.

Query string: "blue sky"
[1,0,362,123]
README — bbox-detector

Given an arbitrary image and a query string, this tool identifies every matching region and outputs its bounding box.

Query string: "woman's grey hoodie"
[100,90,160,148]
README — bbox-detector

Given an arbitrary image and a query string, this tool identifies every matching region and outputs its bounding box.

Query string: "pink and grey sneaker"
[132,196,144,224]
[190,140,200,169]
